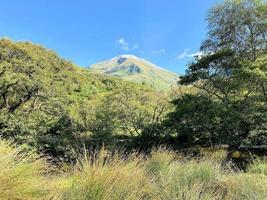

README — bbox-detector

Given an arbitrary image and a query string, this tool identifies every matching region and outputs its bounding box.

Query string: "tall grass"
[0,141,267,200]
[221,174,267,200]
[248,160,267,175]
[55,150,152,200]
[145,149,223,200]
[0,140,49,200]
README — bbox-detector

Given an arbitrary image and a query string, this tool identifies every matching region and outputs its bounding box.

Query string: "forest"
[0,0,266,199]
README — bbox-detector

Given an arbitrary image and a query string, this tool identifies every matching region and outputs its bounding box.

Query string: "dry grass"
[54,150,152,200]
[0,142,267,200]
[0,140,49,200]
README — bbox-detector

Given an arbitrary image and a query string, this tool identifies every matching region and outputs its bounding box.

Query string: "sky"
[0,0,219,74]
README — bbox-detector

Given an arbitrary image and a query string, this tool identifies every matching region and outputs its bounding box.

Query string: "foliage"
[1,0,267,198]
[0,38,171,161]
[165,0,267,148]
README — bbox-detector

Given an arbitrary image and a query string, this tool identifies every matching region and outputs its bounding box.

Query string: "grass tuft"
[0,140,49,200]
[248,161,267,175]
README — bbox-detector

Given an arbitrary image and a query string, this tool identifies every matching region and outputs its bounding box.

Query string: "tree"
[166,0,267,148]
[77,84,170,151]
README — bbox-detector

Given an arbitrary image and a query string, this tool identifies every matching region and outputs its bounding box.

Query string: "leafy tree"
[76,84,170,151]
[0,39,80,160]
[166,0,267,148]
[104,85,169,136]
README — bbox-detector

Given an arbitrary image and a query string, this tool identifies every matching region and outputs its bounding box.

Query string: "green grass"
[220,174,267,199]
[0,142,267,200]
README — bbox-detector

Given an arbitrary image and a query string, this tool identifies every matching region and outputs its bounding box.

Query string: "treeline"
[0,0,266,163]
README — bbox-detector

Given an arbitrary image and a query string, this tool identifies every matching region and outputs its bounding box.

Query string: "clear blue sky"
[0,0,218,74]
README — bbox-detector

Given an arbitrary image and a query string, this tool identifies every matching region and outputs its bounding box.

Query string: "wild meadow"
[1,140,267,200]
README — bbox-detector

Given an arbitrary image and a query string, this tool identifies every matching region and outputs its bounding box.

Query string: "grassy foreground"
[0,141,267,200]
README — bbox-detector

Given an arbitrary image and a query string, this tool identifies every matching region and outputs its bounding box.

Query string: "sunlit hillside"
[90,55,180,90]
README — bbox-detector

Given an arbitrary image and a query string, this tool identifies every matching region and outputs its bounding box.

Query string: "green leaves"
[165,0,267,148]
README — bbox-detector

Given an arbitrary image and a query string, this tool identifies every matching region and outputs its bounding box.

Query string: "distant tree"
[106,85,169,137]
[78,84,170,151]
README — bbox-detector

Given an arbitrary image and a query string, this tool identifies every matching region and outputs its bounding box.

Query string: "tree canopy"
[165,0,267,148]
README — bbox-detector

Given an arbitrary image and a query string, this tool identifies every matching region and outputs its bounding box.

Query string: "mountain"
[89,55,179,90]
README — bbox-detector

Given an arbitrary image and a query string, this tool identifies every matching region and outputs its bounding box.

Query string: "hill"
[0,39,169,161]
[89,55,179,90]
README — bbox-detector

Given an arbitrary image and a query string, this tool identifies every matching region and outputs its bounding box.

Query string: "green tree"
[166,0,267,148]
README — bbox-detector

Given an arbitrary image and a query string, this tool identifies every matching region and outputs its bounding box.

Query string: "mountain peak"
[110,55,139,63]
[90,55,179,90]
[117,55,139,59]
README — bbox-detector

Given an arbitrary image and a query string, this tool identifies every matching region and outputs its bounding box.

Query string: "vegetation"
[1,0,265,160]
[0,38,171,161]
[0,141,49,200]
[1,142,267,200]
[0,0,266,199]
[162,0,267,150]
